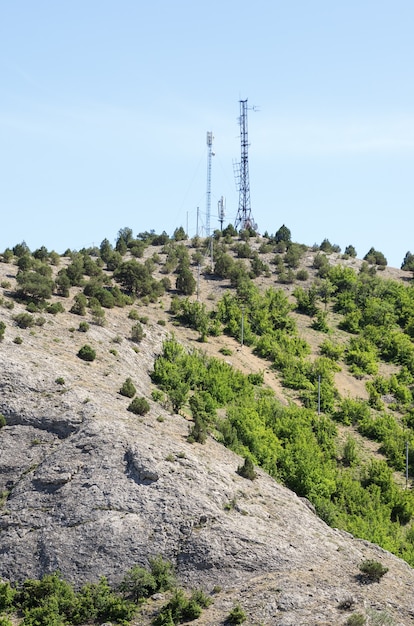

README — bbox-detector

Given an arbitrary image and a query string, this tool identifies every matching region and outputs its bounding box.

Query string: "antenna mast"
[234,99,257,231]
[218,196,225,231]
[206,131,213,237]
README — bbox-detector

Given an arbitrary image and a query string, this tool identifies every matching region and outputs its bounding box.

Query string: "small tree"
[344,244,357,258]
[120,378,136,398]
[131,321,144,343]
[237,457,257,480]
[77,344,96,362]
[227,604,247,624]
[13,312,34,328]
[275,224,292,244]
[128,396,150,415]
[359,560,388,583]
[176,265,196,295]
[118,565,156,601]
[173,226,187,241]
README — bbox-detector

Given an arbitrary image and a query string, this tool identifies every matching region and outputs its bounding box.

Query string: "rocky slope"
[0,256,414,625]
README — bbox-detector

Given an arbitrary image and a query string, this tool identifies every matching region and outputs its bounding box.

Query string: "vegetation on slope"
[1,225,414,572]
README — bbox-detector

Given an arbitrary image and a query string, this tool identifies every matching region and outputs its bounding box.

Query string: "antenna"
[218,196,226,231]
[206,131,214,237]
[234,99,258,232]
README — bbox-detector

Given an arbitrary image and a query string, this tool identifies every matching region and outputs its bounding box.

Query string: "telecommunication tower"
[206,131,214,237]
[234,99,257,231]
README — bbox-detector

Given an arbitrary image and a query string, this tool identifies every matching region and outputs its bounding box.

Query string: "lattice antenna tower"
[234,99,257,231]
[206,131,214,237]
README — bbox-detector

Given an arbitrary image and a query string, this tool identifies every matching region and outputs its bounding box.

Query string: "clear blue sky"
[1,1,413,268]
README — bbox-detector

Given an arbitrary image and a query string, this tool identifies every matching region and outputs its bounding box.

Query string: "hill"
[1,230,414,625]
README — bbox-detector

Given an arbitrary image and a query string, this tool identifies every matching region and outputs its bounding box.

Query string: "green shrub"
[46,302,65,314]
[0,321,5,340]
[118,565,157,601]
[237,457,257,480]
[131,321,144,343]
[151,389,164,402]
[149,556,176,591]
[153,586,210,626]
[13,312,34,328]
[128,396,150,415]
[128,308,140,320]
[13,336,22,344]
[120,377,136,398]
[359,560,388,583]
[227,604,246,624]
[77,344,96,362]
[219,347,233,356]
[320,339,344,360]
[0,616,13,626]
[55,377,65,386]
[0,580,15,611]
[345,613,366,626]
[296,268,309,281]
[78,321,89,333]
[0,414,6,428]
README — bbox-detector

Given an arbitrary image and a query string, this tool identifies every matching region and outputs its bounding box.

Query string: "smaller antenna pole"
[318,375,321,415]
[406,440,409,489]
[218,196,225,231]
[196,207,199,238]
[197,264,200,301]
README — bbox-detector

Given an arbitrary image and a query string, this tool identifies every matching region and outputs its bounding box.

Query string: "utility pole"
[406,440,409,489]
[317,375,321,415]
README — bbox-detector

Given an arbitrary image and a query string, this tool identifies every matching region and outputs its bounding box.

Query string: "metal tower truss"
[234,99,257,232]
[206,131,213,237]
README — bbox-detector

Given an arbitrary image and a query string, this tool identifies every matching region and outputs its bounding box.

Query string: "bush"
[359,560,388,583]
[78,321,89,332]
[128,396,150,415]
[128,308,140,320]
[237,457,257,480]
[153,587,210,626]
[46,302,65,314]
[227,604,246,624]
[13,312,34,328]
[0,414,6,428]
[70,293,87,316]
[118,565,157,601]
[345,614,366,626]
[296,268,309,281]
[131,322,144,343]
[0,321,5,340]
[0,580,15,611]
[77,344,96,362]
[120,378,136,398]
[148,556,176,591]
[55,377,65,386]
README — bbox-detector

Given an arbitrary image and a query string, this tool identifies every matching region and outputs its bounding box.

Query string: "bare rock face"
[0,307,414,625]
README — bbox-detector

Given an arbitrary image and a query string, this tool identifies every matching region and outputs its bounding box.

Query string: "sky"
[1,1,413,268]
